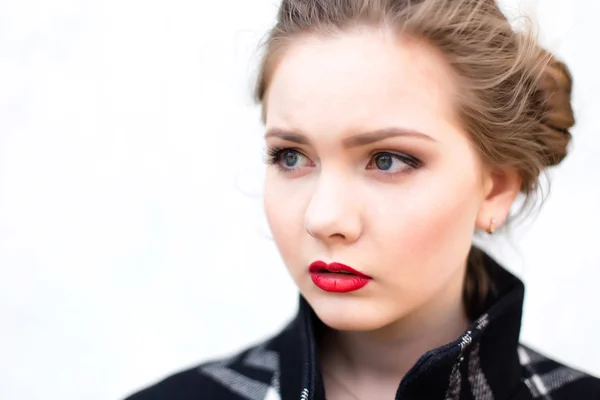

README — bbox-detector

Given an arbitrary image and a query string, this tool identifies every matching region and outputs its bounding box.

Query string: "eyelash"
[264,146,422,176]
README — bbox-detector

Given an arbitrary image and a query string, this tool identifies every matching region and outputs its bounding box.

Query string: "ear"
[476,167,522,232]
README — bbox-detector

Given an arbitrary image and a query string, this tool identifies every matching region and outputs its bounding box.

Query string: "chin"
[307,294,395,332]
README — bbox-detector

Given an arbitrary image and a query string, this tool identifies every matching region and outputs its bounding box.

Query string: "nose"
[304,173,363,244]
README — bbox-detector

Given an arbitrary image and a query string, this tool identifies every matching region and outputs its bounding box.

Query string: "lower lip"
[310,272,370,293]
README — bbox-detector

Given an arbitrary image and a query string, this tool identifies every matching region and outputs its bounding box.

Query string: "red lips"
[309,261,372,292]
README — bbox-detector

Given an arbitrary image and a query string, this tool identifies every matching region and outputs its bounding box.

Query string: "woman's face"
[263,29,498,332]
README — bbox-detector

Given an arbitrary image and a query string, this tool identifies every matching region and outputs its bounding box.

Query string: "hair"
[253,0,575,318]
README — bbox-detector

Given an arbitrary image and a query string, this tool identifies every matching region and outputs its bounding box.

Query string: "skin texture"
[263,27,521,399]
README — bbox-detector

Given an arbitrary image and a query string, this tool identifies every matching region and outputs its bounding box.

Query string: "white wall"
[0,0,598,399]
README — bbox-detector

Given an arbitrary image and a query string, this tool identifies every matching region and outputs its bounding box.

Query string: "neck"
[318,269,470,384]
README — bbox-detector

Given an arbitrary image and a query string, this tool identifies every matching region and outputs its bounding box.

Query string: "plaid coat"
[125,253,600,399]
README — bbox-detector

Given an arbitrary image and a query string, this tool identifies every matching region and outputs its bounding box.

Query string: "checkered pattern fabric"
[124,339,599,400]
[518,345,595,399]
[124,252,600,400]
[198,343,282,400]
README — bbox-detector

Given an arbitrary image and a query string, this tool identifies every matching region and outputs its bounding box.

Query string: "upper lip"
[309,261,372,279]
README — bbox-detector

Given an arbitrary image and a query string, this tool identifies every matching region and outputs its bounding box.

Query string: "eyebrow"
[264,127,436,147]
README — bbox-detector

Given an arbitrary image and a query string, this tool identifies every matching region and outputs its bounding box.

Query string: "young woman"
[125,0,600,398]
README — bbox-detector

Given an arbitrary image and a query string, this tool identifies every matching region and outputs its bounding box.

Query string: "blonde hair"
[254,0,575,317]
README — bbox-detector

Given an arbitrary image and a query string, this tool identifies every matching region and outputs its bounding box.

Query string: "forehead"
[264,29,460,140]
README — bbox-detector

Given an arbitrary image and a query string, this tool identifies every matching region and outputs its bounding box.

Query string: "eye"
[374,154,394,170]
[367,152,421,173]
[281,150,302,168]
[266,147,313,173]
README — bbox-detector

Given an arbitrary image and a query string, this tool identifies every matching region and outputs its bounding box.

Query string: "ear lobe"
[476,168,522,231]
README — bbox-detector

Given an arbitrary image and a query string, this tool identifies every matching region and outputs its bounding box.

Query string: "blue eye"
[264,147,420,177]
[265,147,313,174]
[374,154,394,170]
[282,151,300,167]
[367,152,421,173]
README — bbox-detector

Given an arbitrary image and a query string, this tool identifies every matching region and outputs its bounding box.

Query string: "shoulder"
[122,341,281,400]
[518,344,600,399]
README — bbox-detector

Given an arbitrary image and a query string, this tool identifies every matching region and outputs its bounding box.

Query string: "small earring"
[486,218,497,235]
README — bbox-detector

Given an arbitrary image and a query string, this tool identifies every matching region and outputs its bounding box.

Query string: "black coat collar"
[273,251,527,400]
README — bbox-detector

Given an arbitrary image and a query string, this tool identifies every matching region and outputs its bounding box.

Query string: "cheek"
[264,173,307,267]
[264,177,293,237]
[413,147,482,244]
[370,156,481,284]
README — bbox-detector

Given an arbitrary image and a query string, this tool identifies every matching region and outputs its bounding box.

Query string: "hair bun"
[536,51,575,167]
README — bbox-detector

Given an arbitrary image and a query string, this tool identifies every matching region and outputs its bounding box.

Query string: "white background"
[0,0,598,399]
